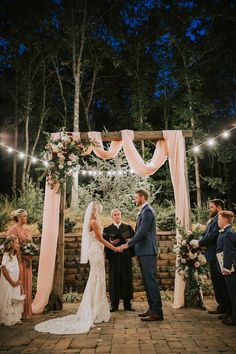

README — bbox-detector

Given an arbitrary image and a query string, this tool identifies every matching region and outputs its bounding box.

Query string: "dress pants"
[139,255,163,316]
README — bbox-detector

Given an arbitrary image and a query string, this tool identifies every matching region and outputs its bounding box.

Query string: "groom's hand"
[120,243,129,252]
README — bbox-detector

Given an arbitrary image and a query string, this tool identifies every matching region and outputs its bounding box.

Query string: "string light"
[188,124,236,153]
[0,141,48,165]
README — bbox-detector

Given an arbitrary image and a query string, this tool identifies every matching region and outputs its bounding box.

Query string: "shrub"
[0,196,14,231]
[14,179,44,224]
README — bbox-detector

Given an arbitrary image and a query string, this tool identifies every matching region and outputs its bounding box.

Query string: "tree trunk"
[21,78,32,188]
[71,0,87,210]
[26,64,49,175]
[12,82,19,194]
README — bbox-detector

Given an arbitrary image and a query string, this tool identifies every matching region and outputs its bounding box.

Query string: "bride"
[34,201,120,334]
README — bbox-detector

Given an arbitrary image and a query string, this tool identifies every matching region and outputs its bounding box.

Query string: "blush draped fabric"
[32,130,189,313]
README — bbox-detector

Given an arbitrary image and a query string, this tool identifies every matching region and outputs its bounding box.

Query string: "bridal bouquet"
[173,224,208,306]
[21,242,39,267]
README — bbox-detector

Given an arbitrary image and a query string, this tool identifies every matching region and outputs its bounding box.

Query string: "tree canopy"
[0,0,235,210]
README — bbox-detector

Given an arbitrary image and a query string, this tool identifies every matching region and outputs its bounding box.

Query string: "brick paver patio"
[0,298,236,354]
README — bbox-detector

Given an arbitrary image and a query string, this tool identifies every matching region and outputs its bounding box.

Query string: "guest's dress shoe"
[110,307,118,312]
[208,308,225,314]
[222,316,236,326]
[124,307,135,311]
[138,310,150,317]
[141,314,164,321]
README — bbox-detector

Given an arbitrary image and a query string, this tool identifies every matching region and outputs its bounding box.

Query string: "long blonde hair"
[3,235,18,259]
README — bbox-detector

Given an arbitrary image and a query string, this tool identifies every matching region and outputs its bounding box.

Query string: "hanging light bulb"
[7,147,13,153]
[207,139,215,146]
[193,146,200,153]
[19,152,24,159]
[32,157,37,163]
[222,131,229,138]
[43,161,49,167]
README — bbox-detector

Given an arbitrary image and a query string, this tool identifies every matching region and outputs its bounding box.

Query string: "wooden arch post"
[51,130,192,308]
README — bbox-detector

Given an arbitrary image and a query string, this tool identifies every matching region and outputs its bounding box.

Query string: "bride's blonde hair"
[91,201,102,219]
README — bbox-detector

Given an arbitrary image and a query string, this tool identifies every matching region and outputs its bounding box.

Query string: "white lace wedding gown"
[34,231,110,334]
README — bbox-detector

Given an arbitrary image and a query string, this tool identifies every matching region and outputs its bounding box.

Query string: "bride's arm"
[91,220,117,252]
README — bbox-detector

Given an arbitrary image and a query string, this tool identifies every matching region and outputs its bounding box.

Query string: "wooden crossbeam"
[79,130,192,141]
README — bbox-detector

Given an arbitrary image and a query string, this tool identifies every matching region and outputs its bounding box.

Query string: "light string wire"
[0,124,235,168]
[186,124,236,153]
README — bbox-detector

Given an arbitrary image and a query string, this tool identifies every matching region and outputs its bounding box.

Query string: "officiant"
[103,208,135,312]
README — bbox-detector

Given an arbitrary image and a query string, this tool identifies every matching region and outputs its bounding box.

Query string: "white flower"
[181,240,187,246]
[181,258,186,264]
[67,161,72,166]
[59,164,64,169]
[51,144,59,153]
[69,153,77,161]
[194,261,200,268]
[187,231,193,236]
[189,251,198,260]
[197,254,206,265]
[190,239,199,248]
[61,134,70,142]
[58,142,63,149]
[196,223,201,228]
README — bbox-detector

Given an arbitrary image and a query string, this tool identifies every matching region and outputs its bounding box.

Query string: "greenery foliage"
[77,152,156,219]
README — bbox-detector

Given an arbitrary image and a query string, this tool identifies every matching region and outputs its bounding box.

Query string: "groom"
[119,189,163,321]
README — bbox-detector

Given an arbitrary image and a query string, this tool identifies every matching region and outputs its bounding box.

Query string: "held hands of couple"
[115,243,129,253]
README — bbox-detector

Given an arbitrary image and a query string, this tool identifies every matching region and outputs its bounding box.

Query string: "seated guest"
[103,208,135,312]
[217,211,236,326]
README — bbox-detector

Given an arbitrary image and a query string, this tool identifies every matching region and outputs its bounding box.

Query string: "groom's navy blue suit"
[128,204,163,317]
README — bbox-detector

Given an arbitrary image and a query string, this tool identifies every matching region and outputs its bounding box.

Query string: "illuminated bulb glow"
[222,131,229,138]
[193,146,200,153]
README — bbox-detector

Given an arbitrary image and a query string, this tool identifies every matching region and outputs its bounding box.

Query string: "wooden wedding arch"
[49,130,193,309]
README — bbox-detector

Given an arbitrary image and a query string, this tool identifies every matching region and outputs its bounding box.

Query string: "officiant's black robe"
[103,223,134,305]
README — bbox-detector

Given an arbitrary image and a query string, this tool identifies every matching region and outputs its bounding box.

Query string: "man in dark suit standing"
[217,211,236,326]
[103,208,135,312]
[198,199,228,314]
[120,189,163,321]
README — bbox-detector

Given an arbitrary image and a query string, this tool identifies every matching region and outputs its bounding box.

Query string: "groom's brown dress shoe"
[141,314,164,321]
[138,310,150,317]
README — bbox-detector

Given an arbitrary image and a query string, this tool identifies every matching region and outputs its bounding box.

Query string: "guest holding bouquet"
[7,209,33,319]
[0,235,25,326]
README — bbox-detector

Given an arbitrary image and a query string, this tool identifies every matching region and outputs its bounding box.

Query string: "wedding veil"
[80,202,94,264]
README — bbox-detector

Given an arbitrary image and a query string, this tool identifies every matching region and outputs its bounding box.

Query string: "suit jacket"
[217,225,236,271]
[198,215,220,262]
[128,204,157,257]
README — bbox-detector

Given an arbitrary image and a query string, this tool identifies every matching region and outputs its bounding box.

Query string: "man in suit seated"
[217,211,236,326]
[103,208,135,312]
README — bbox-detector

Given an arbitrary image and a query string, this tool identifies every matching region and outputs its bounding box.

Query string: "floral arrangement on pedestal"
[43,131,91,190]
[173,224,209,307]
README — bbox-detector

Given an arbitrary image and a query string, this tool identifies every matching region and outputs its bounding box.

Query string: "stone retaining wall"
[0,231,176,292]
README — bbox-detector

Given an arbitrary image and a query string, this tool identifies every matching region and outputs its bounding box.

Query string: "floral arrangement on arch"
[43,131,91,190]
[173,223,209,307]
